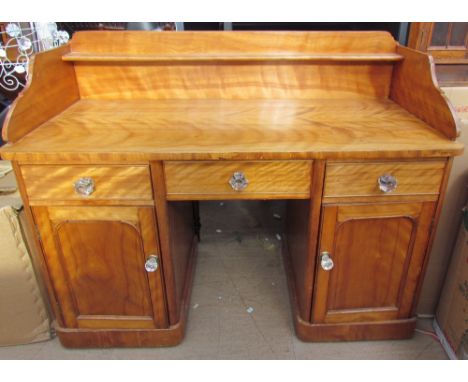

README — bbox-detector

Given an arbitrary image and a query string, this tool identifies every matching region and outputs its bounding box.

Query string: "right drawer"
[324,161,446,200]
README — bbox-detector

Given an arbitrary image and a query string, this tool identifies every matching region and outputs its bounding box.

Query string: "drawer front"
[165,161,312,200]
[324,161,446,199]
[22,165,153,203]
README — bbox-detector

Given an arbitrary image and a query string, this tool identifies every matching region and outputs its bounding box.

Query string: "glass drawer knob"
[229,171,249,191]
[145,255,159,272]
[74,177,95,196]
[378,174,397,193]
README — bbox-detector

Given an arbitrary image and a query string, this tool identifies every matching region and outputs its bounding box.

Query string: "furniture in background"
[0,31,463,348]
[408,22,468,86]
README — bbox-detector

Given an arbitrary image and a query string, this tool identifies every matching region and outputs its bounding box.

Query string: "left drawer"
[21,165,153,203]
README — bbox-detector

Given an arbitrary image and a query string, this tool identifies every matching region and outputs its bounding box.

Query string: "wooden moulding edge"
[281,237,417,342]
[54,235,198,348]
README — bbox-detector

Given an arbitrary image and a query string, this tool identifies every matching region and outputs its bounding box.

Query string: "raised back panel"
[69,31,398,55]
[69,31,397,100]
[74,62,394,100]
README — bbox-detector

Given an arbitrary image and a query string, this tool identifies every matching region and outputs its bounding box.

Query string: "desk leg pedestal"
[282,239,417,342]
[54,237,198,348]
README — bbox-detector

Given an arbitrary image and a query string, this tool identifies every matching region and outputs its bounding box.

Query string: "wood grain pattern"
[1,99,462,163]
[407,23,433,52]
[396,202,436,318]
[150,162,197,326]
[286,200,311,320]
[282,237,418,341]
[312,202,436,324]
[150,161,177,325]
[286,160,325,321]
[1,31,463,346]
[138,207,168,328]
[55,220,155,329]
[2,44,79,143]
[33,206,79,327]
[69,31,398,55]
[32,205,167,330]
[324,161,445,199]
[408,158,453,316]
[167,202,196,323]
[47,205,140,222]
[73,63,394,100]
[21,165,153,203]
[63,52,404,63]
[325,216,413,322]
[55,238,197,347]
[12,161,64,326]
[322,194,439,204]
[295,317,417,342]
[390,45,461,139]
[165,161,312,200]
[67,31,399,100]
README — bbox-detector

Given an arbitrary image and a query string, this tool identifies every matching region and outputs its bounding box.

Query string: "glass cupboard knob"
[145,255,159,272]
[320,251,334,271]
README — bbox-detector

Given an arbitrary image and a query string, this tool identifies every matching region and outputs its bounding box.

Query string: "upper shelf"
[62,52,404,63]
[63,30,403,64]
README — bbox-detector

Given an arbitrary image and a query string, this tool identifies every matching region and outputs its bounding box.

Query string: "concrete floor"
[0,201,448,359]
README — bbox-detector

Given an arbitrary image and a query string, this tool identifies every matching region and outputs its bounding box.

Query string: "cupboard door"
[311,202,435,324]
[32,206,168,330]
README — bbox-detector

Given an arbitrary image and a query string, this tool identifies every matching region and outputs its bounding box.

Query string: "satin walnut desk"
[0,31,463,348]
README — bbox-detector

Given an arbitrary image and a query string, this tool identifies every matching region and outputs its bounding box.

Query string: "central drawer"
[164,161,312,200]
[21,165,153,204]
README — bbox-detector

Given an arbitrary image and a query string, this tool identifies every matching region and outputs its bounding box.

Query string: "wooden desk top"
[1,98,462,163]
[0,32,463,162]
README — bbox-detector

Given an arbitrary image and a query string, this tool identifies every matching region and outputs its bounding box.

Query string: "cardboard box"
[435,204,468,359]
[0,161,51,346]
[418,87,468,315]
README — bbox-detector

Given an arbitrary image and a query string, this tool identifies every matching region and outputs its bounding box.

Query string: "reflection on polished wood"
[312,202,435,324]
[0,31,463,347]
[21,165,153,203]
[1,99,462,162]
[391,45,461,139]
[67,31,399,55]
[2,44,80,143]
[32,205,168,330]
[62,52,405,63]
[324,161,446,199]
[165,161,312,200]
